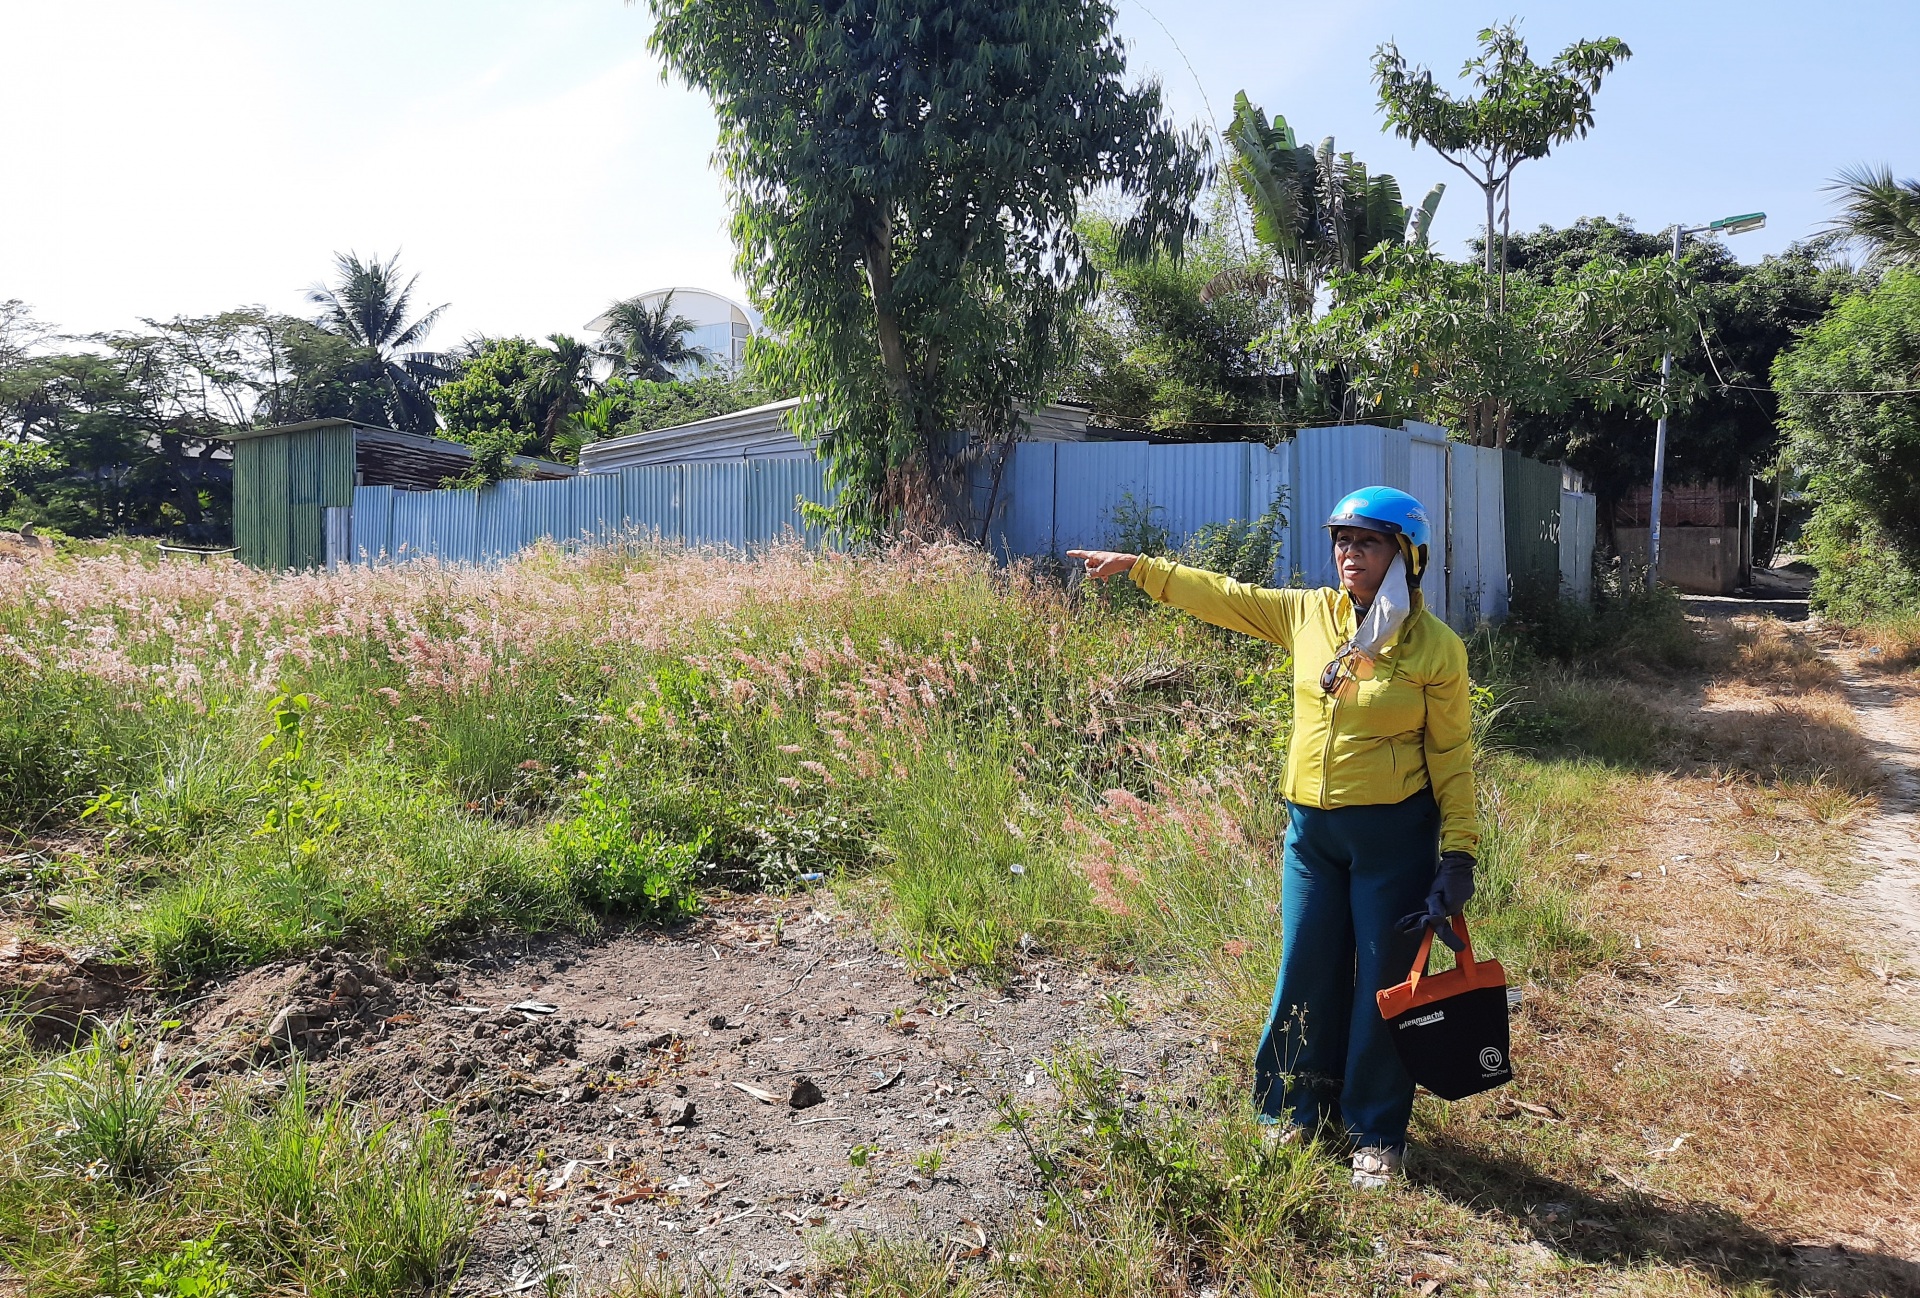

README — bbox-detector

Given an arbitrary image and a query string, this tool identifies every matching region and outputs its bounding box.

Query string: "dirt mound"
[212,901,1207,1294]
[185,947,402,1066]
[0,935,137,1039]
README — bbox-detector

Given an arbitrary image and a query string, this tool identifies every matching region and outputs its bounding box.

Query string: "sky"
[0,0,1914,346]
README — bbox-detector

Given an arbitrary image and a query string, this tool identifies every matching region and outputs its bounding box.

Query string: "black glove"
[1396,852,1476,953]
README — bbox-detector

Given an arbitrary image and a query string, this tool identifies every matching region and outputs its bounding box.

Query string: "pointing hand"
[1066,549,1138,582]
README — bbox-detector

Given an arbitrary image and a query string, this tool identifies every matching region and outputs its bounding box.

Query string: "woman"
[1068,486,1479,1189]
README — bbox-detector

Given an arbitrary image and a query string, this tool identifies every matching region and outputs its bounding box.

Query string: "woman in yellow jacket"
[1070,486,1479,1189]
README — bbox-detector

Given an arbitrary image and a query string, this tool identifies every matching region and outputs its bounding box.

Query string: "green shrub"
[1801,495,1920,623]
[997,1051,1349,1294]
[634,781,873,889]
[548,758,703,918]
[134,1232,234,1298]
[1499,563,1697,671]
[1183,488,1288,586]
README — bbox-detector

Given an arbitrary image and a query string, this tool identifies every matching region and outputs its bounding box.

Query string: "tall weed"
[0,1032,474,1298]
[37,1019,183,1186]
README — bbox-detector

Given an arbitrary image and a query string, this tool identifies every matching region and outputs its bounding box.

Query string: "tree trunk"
[1497,173,1512,316]
[860,206,913,411]
[1482,182,1498,278]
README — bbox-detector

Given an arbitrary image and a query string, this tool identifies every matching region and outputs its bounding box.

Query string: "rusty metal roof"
[222,419,575,487]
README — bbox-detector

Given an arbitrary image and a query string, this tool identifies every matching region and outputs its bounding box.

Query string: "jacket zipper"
[1320,602,1350,808]
[1319,694,1339,808]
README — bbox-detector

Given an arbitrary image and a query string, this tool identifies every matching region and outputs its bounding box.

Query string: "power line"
[1739,383,1920,396]
[1622,376,1920,397]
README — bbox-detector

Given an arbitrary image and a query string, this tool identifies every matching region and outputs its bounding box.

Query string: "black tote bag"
[1374,916,1514,1101]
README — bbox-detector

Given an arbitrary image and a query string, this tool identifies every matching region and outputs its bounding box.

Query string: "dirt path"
[1835,655,1920,958]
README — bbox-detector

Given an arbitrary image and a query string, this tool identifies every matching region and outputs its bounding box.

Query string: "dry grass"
[1693,689,1885,803]
[1713,617,1845,693]
[1386,619,1920,1289]
[1334,782,1920,1298]
[1851,611,1920,674]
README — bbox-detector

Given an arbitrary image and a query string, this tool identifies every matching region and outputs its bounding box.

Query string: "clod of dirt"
[663,1097,696,1127]
[0,936,136,1039]
[788,1075,825,1109]
[188,948,398,1062]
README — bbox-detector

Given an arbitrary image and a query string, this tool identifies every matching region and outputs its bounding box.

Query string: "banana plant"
[1226,92,1444,313]
[1405,182,1447,249]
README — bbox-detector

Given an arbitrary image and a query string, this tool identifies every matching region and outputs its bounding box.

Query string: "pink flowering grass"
[0,540,1298,980]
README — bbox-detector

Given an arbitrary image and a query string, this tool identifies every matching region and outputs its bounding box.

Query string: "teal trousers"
[1252,788,1438,1150]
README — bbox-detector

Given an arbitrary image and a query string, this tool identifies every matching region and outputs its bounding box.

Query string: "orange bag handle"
[1403,915,1477,1000]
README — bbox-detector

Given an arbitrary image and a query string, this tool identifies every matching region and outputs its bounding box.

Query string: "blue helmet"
[1325,486,1432,581]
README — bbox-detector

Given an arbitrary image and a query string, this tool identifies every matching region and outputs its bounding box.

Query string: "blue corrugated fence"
[341,457,838,565]
[336,429,1596,628]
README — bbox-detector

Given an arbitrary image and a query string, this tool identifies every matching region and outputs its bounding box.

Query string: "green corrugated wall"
[1502,449,1562,594]
[232,426,355,569]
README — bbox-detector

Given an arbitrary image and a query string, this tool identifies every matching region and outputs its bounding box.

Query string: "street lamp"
[1647,212,1765,589]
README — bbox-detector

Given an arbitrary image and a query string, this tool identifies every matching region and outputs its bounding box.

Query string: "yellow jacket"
[1128,557,1480,855]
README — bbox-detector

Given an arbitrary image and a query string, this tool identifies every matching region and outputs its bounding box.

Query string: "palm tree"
[594,293,709,382]
[1225,92,1444,316]
[1827,164,1920,269]
[306,251,451,433]
[524,333,598,455]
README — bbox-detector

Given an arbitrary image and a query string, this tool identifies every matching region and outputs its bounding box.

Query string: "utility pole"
[1647,211,1765,590]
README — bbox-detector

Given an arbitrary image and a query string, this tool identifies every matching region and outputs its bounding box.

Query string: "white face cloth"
[1321,552,1413,702]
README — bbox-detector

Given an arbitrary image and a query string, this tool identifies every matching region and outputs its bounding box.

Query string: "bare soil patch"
[0,923,139,1041]
[170,896,1201,1294]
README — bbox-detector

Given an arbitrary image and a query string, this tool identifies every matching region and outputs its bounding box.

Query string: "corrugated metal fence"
[333,426,1597,629]
[338,457,837,565]
[982,440,1294,572]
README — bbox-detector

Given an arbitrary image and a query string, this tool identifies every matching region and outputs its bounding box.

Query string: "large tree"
[1373,22,1629,303]
[1066,211,1288,438]
[306,251,452,434]
[0,304,424,541]
[1775,270,1920,614]
[0,324,248,540]
[434,335,602,482]
[646,0,1205,533]
[1499,217,1863,511]
[1285,244,1691,447]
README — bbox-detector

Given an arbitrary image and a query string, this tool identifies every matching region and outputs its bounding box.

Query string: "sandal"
[1350,1145,1403,1189]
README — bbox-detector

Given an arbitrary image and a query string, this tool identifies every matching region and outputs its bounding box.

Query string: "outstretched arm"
[1068,550,1300,648]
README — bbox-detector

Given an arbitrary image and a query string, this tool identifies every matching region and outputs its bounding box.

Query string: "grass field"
[0,541,1912,1296]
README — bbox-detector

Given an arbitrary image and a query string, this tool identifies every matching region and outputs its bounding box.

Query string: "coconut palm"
[1225,92,1444,316]
[594,293,710,382]
[1827,164,1920,269]
[524,333,598,452]
[306,251,452,433]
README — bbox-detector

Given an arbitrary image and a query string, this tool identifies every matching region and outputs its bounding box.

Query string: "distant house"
[578,398,1101,474]
[587,287,760,377]
[221,419,572,569]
